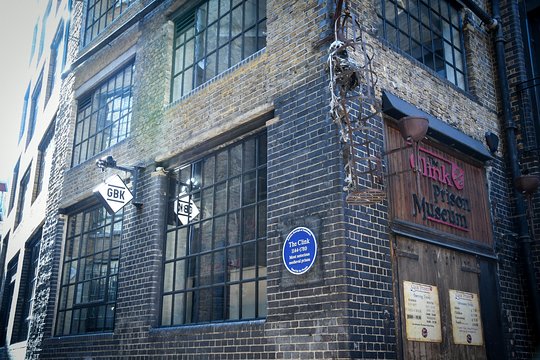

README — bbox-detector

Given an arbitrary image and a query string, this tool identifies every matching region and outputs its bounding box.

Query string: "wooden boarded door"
[394,236,487,359]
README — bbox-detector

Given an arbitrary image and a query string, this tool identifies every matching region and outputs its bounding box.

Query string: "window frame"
[170,0,267,101]
[71,61,135,166]
[83,0,135,46]
[377,0,468,90]
[11,229,42,344]
[55,203,124,336]
[34,122,56,201]
[161,131,268,326]
[27,74,43,147]
[15,164,32,229]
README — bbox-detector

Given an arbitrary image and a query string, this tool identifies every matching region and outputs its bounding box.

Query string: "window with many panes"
[377,0,467,89]
[12,230,41,343]
[27,75,43,146]
[35,123,55,200]
[162,132,267,326]
[0,255,18,347]
[171,0,267,101]
[55,204,124,335]
[72,62,134,166]
[83,0,135,46]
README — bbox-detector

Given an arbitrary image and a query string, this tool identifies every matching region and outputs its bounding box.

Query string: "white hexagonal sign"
[93,174,133,214]
[174,193,200,225]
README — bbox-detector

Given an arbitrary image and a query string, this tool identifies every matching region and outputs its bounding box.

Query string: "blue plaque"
[282,227,317,275]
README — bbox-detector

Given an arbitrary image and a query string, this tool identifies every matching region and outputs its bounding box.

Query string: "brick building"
[0,0,539,359]
[0,1,71,359]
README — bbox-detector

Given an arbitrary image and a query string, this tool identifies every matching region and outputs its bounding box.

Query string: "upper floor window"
[35,123,55,200]
[38,1,53,61]
[15,165,32,228]
[46,23,66,103]
[171,0,267,101]
[8,159,21,215]
[18,86,30,144]
[27,75,43,146]
[83,0,135,46]
[72,61,134,166]
[377,0,467,89]
[55,204,124,336]
[161,132,267,326]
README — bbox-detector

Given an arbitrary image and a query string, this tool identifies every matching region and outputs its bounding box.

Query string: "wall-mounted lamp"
[515,174,540,196]
[485,132,499,154]
[515,174,540,241]
[96,155,144,207]
[397,116,429,142]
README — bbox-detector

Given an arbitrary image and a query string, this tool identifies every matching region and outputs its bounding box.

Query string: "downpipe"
[460,0,540,338]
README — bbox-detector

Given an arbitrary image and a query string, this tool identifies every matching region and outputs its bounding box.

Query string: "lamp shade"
[398,116,429,142]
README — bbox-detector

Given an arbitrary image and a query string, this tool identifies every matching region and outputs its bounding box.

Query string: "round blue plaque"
[282,227,317,275]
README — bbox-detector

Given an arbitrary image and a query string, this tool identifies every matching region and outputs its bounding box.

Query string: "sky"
[0,2,39,185]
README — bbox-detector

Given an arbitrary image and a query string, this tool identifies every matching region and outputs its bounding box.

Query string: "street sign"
[282,227,317,275]
[93,174,134,214]
[174,193,200,225]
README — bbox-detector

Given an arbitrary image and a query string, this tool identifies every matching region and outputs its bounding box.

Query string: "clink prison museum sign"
[411,147,471,232]
[386,124,493,247]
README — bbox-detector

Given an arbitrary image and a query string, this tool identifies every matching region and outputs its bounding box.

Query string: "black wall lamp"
[96,155,144,207]
[485,131,499,154]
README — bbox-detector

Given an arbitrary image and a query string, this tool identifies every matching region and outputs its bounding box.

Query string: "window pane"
[56,205,124,335]
[378,0,466,89]
[171,0,266,101]
[162,133,267,326]
[73,63,134,165]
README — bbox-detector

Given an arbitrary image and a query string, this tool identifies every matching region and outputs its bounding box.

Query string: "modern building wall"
[0,1,71,359]
[0,0,538,359]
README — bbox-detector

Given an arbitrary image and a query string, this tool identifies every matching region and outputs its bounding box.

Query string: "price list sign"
[403,281,442,342]
[449,290,484,346]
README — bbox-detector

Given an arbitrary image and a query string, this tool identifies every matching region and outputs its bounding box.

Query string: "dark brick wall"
[23,0,540,358]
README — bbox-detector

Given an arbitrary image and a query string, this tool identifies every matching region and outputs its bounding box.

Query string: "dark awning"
[382,90,494,162]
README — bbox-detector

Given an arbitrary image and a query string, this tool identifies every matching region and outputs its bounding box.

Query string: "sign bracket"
[96,155,144,207]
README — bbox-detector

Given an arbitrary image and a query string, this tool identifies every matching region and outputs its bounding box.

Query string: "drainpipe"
[460,0,540,337]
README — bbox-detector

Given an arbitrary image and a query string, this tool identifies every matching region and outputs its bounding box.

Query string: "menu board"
[403,281,442,342]
[449,290,484,346]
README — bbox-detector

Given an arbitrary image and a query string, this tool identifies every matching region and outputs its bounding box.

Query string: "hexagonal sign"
[93,174,133,214]
[174,193,200,225]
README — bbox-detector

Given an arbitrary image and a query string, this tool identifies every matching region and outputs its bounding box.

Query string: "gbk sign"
[93,174,134,214]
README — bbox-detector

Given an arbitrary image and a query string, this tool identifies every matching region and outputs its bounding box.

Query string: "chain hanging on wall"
[328,0,385,205]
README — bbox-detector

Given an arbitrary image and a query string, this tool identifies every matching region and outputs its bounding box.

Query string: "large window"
[83,0,135,46]
[0,255,18,347]
[171,0,267,101]
[55,204,124,336]
[377,0,467,89]
[72,62,134,166]
[12,230,41,343]
[162,132,267,326]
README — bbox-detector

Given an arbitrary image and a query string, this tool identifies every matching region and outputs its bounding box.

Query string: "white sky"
[0,2,39,185]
